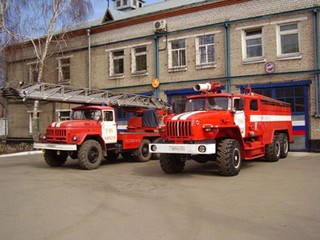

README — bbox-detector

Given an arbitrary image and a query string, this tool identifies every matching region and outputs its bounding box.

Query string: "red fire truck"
[149,82,293,176]
[3,82,168,170]
[35,105,167,170]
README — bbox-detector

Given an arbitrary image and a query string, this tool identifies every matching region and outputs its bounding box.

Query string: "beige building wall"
[4,0,320,149]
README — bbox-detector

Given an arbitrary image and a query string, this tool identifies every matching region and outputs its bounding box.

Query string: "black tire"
[44,150,67,167]
[279,133,289,158]
[133,139,151,162]
[216,139,242,176]
[160,153,185,174]
[265,134,281,162]
[78,140,103,170]
[104,151,119,162]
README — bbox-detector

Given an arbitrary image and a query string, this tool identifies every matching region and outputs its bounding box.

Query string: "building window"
[132,46,147,74]
[196,35,215,66]
[116,0,121,7]
[277,23,300,57]
[57,57,71,83]
[275,87,304,113]
[169,39,187,69]
[28,62,39,83]
[243,28,263,60]
[123,0,128,6]
[56,110,71,121]
[110,50,124,77]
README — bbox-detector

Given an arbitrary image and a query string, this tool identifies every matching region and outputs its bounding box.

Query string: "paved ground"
[0,151,319,240]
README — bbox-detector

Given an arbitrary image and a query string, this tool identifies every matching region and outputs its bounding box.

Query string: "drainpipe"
[224,21,231,93]
[87,29,92,90]
[154,34,160,98]
[314,9,320,117]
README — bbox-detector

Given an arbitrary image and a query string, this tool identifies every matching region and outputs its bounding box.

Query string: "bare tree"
[1,0,93,140]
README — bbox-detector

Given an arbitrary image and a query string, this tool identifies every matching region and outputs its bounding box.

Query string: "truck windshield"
[71,109,102,120]
[185,97,230,112]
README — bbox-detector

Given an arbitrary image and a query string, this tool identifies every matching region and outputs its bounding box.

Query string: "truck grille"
[166,121,192,137]
[46,129,67,141]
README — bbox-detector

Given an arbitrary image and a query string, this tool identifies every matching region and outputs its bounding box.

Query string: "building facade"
[4,0,320,151]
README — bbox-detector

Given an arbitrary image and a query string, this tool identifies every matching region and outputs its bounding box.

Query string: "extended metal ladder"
[1,81,169,109]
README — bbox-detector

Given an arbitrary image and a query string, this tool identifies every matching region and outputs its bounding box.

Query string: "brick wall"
[5,0,320,142]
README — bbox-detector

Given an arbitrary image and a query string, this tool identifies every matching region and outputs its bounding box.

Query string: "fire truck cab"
[149,82,293,176]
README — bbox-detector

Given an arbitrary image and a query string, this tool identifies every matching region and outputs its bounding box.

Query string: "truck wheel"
[133,139,151,162]
[279,133,289,158]
[160,153,185,174]
[216,139,242,176]
[44,150,67,167]
[78,140,103,170]
[265,134,281,162]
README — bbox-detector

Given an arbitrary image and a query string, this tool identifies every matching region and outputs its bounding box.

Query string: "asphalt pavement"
[0,151,319,240]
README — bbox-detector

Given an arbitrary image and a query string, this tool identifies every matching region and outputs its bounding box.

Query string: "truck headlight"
[73,135,78,141]
[150,145,157,151]
[198,145,206,153]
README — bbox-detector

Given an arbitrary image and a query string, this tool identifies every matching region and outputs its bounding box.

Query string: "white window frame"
[57,56,72,84]
[276,22,301,59]
[109,49,125,78]
[195,34,215,68]
[168,39,187,71]
[133,0,137,7]
[241,28,264,62]
[56,109,71,122]
[131,46,148,75]
[27,61,39,83]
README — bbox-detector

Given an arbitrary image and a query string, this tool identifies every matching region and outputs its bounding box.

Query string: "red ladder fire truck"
[149,82,293,176]
[3,82,169,170]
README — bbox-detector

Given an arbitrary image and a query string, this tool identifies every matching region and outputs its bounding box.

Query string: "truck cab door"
[101,110,117,144]
[233,98,246,138]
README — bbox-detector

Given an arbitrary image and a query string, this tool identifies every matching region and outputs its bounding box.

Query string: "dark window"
[245,28,263,58]
[254,86,305,113]
[250,100,258,111]
[112,50,124,75]
[275,87,304,113]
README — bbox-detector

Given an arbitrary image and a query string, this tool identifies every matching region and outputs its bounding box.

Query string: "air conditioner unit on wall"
[154,20,167,32]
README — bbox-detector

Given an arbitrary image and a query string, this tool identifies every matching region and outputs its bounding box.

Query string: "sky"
[90,0,163,20]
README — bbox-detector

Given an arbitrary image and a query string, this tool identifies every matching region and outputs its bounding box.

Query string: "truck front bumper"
[33,142,77,151]
[149,143,216,155]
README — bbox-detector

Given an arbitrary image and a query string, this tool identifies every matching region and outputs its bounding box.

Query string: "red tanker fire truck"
[2,82,168,170]
[149,82,293,176]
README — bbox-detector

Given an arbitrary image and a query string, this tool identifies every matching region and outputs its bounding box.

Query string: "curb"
[0,150,42,158]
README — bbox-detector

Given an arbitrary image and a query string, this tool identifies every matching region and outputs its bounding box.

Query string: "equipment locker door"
[102,110,117,144]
